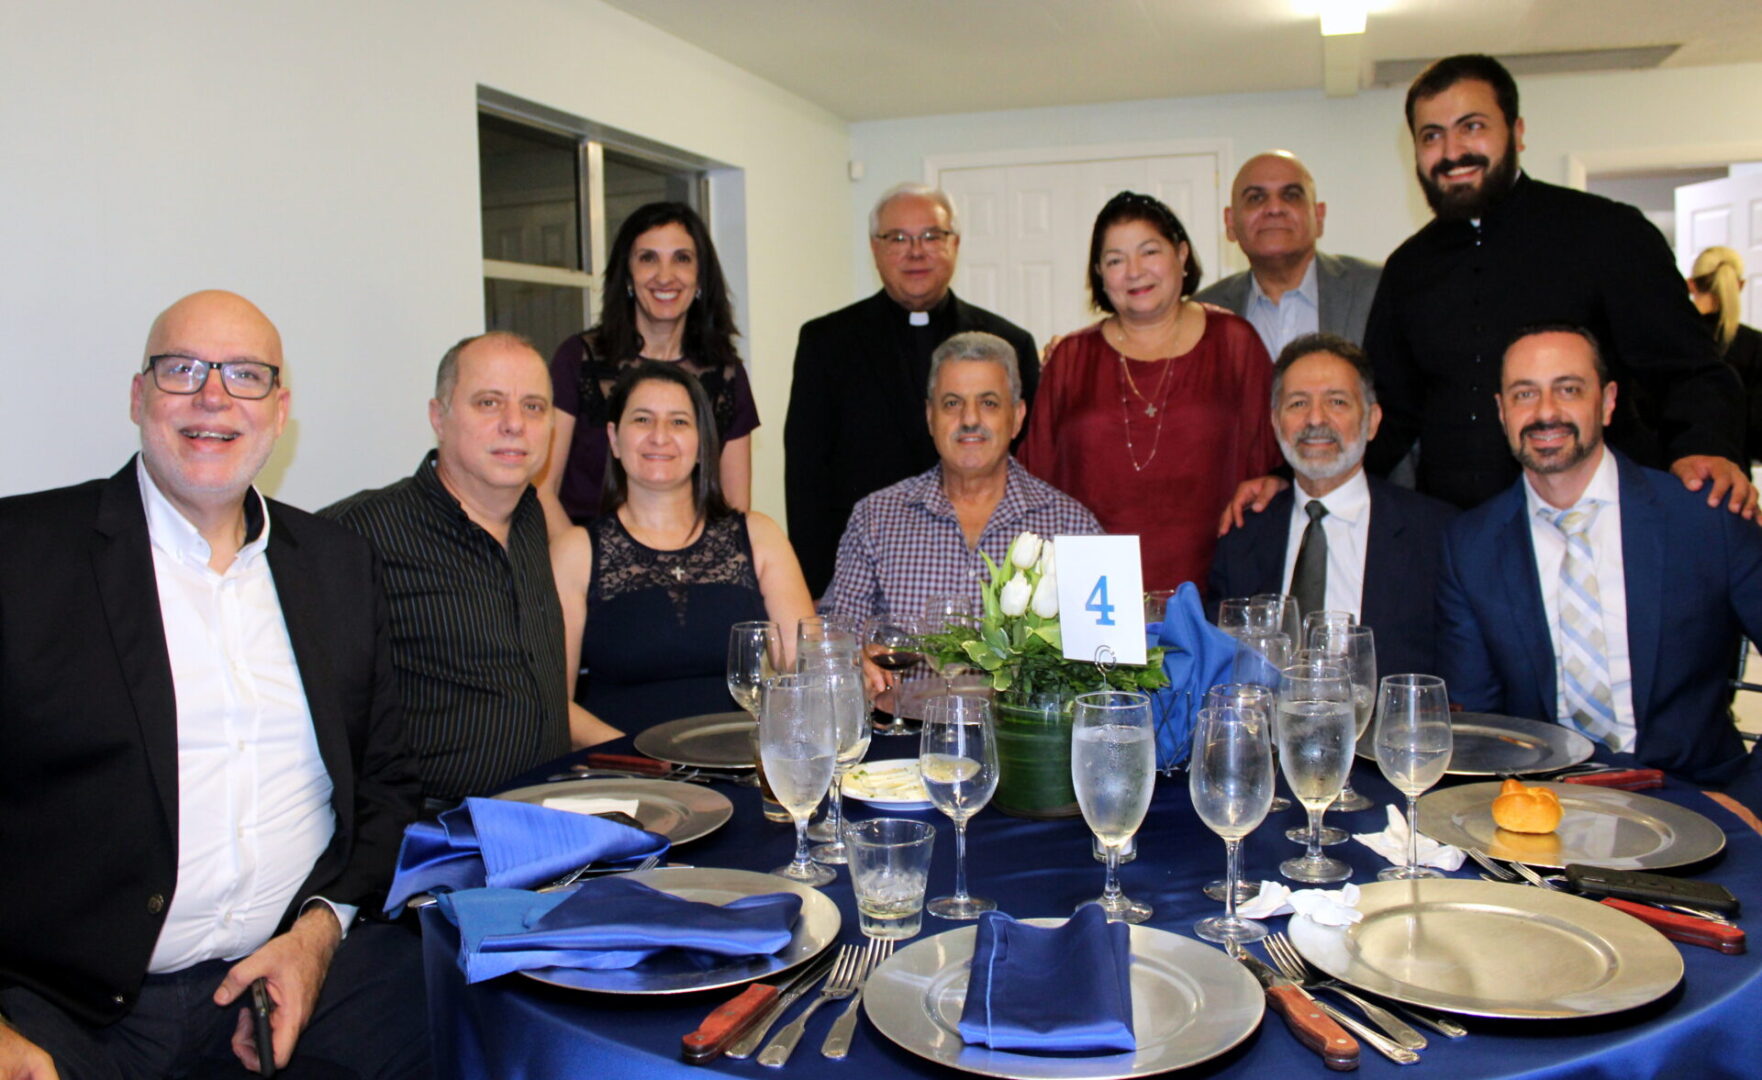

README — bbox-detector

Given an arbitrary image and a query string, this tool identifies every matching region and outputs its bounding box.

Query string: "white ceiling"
[598,0,1762,121]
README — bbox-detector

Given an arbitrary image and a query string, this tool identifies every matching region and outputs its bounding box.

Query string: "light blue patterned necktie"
[1542,503,1622,750]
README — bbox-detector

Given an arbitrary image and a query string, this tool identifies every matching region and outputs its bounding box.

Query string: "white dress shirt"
[138,462,346,973]
[1244,256,1320,362]
[1282,469,1372,622]
[1522,449,1637,751]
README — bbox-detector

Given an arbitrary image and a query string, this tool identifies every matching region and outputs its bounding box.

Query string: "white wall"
[848,62,1762,323]
[0,0,851,522]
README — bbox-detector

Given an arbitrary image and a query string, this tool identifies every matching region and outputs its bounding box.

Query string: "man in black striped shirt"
[325,332,612,807]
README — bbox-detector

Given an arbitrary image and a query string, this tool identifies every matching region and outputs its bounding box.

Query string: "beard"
[1278,422,1368,484]
[1418,142,1520,222]
[1513,419,1601,475]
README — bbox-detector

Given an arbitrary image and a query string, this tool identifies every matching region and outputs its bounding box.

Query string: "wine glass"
[923,594,974,627]
[1374,674,1454,881]
[798,616,859,670]
[1250,594,1303,651]
[1302,610,1356,645]
[802,662,870,861]
[1276,659,1355,884]
[1200,684,1281,903]
[1216,596,1254,638]
[727,621,779,718]
[1191,704,1275,944]
[1308,624,1377,814]
[1071,691,1157,923]
[1231,629,1290,689]
[919,694,999,919]
[864,613,927,735]
[760,673,837,886]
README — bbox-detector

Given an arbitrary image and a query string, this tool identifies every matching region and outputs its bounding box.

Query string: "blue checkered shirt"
[823,458,1103,622]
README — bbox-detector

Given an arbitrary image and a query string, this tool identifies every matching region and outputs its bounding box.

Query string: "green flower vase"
[992,692,1080,819]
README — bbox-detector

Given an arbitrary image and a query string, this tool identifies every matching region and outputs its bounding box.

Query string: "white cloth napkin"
[541,796,643,818]
[1236,882,1363,925]
[1353,804,1466,871]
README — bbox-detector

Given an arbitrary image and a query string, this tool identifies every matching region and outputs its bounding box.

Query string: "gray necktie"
[1291,500,1329,619]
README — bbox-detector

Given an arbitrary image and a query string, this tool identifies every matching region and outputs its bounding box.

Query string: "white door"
[1675,172,1762,326]
[937,152,1221,348]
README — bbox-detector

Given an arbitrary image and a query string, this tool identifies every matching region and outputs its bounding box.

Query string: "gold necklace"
[1114,350,1179,472]
[1107,310,1182,418]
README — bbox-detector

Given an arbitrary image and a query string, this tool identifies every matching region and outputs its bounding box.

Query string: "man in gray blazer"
[1195,151,1382,357]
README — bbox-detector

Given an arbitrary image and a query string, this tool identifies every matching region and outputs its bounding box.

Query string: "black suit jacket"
[1363,173,1742,509]
[0,461,418,1024]
[1207,474,1458,677]
[784,290,1038,596]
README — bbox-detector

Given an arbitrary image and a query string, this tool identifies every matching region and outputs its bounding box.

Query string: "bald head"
[144,290,284,375]
[1224,151,1325,275]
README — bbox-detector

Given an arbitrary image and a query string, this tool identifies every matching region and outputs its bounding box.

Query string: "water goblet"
[1276,660,1355,884]
[1309,624,1378,814]
[1216,596,1255,638]
[728,620,782,805]
[1191,704,1275,944]
[1200,684,1281,903]
[760,673,837,886]
[919,693,999,919]
[1375,674,1454,881]
[1072,691,1157,923]
[1231,629,1290,689]
[1302,609,1356,644]
[807,663,871,861]
[1250,593,1303,650]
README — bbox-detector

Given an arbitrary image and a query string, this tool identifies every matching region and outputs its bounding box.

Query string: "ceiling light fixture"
[1318,0,1368,37]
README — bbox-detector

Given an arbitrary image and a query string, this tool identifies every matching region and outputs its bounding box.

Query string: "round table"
[420,735,1762,1079]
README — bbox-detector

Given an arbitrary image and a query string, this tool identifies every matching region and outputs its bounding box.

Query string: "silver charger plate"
[520,867,840,995]
[1417,780,1725,869]
[1356,712,1594,775]
[634,711,758,769]
[863,919,1263,1080]
[496,778,733,845]
[1290,878,1683,1019]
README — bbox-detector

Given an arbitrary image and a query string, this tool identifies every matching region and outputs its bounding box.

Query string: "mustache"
[1522,419,1580,441]
[955,424,990,439]
[1292,424,1342,448]
[1432,153,1490,181]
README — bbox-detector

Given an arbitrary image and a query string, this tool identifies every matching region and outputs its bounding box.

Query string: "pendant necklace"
[1110,312,1182,472]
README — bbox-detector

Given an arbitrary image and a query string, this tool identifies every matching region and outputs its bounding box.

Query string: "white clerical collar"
[908,311,930,326]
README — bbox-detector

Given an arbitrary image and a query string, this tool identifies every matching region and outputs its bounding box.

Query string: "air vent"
[1373,45,1680,87]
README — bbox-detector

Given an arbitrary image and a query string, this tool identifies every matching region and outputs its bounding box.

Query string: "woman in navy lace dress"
[552,362,813,735]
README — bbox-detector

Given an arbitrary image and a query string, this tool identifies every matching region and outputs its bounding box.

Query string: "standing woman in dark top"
[543,202,759,525]
[1689,246,1762,467]
[552,362,813,734]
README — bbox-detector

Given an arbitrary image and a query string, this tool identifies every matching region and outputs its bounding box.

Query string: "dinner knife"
[720,952,838,1061]
[1559,768,1665,791]
[1233,950,1359,1070]
[683,963,816,1067]
[1599,898,1747,954]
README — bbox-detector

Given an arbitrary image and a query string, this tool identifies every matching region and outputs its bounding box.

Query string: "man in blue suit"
[1438,325,1762,805]
[1209,333,1456,677]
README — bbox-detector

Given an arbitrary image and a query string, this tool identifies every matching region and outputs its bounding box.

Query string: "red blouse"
[1017,307,1281,592]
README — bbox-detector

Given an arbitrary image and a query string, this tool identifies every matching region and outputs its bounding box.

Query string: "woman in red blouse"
[1018,191,1281,592]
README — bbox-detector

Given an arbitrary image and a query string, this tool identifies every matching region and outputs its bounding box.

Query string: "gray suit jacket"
[1194,251,1382,349]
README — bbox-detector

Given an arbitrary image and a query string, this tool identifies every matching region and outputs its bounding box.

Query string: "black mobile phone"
[1564,864,1741,915]
[250,977,276,1078]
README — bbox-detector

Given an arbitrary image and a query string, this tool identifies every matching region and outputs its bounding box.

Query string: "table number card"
[1053,535,1147,667]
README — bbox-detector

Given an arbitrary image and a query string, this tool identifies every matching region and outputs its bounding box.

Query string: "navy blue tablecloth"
[421,736,1762,1079]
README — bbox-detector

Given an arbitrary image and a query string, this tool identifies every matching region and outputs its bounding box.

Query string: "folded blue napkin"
[957,905,1135,1054]
[383,797,669,914]
[433,876,803,983]
[1147,581,1237,769]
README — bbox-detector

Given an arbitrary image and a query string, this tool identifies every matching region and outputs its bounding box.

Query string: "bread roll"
[1491,779,1563,834]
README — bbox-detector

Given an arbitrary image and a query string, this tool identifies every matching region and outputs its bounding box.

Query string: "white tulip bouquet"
[919,531,1168,698]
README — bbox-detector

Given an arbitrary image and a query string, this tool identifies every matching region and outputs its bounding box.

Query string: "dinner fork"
[1466,849,1518,881]
[758,944,863,1066]
[1263,933,1427,1050]
[821,937,895,1058]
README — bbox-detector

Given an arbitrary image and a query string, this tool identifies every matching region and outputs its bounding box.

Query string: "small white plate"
[844,759,933,810]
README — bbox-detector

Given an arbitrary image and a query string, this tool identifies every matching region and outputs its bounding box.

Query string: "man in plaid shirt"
[824,331,1101,624]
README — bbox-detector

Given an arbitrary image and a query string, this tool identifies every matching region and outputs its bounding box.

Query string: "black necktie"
[1292,500,1329,619]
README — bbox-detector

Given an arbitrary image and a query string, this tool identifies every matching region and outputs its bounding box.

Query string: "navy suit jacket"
[1207,474,1457,678]
[1437,451,1762,806]
[0,461,419,1023]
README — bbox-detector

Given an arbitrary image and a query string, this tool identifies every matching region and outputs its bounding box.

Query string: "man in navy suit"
[1437,325,1762,805]
[1209,333,1456,677]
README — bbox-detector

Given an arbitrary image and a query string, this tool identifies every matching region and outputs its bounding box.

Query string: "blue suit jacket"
[1207,474,1457,679]
[1436,451,1762,805]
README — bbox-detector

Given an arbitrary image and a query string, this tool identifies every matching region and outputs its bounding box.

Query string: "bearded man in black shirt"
[1359,54,1754,517]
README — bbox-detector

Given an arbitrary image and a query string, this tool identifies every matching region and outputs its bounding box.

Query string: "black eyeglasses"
[144,354,282,400]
